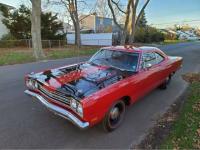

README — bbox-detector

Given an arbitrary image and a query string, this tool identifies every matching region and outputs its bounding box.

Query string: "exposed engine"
[32,62,134,100]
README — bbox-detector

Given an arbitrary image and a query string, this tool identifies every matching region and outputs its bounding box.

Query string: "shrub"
[0,33,18,48]
[1,33,16,40]
[135,26,165,43]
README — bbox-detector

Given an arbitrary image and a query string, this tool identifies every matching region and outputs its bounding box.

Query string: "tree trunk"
[76,23,81,47]
[74,0,81,47]
[68,0,81,47]
[107,0,150,45]
[120,0,132,45]
[130,0,150,43]
[129,3,136,44]
[71,14,81,47]
[31,0,45,60]
[120,30,127,45]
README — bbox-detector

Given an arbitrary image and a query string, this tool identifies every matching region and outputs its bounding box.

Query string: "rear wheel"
[159,75,171,90]
[102,100,125,132]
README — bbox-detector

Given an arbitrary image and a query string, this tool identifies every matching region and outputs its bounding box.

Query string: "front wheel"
[102,100,126,132]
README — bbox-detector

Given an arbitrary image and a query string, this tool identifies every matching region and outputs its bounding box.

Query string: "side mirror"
[146,63,152,69]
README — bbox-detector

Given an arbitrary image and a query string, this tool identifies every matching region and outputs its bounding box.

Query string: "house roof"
[0,3,15,9]
[80,14,113,20]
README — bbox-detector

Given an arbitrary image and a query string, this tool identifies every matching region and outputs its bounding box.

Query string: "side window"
[155,53,164,64]
[142,52,157,68]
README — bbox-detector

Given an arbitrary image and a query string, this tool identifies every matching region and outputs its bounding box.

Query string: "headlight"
[70,99,77,109]
[26,79,33,89]
[77,103,83,115]
[70,99,83,117]
[34,81,38,89]
[26,79,38,89]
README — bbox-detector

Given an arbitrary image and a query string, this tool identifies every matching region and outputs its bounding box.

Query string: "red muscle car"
[24,46,182,131]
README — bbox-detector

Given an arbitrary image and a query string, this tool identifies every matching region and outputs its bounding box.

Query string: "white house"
[176,30,199,40]
[0,3,15,39]
[0,11,9,38]
[79,14,113,33]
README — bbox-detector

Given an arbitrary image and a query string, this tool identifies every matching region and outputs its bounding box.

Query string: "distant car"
[24,46,183,131]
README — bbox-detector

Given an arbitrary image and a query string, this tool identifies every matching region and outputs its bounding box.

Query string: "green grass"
[161,82,200,149]
[47,49,98,59]
[0,51,35,65]
[162,40,189,45]
[0,48,98,66]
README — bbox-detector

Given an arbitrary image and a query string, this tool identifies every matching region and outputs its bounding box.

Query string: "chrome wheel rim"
[108,102,125,128]
[110,107,120,120]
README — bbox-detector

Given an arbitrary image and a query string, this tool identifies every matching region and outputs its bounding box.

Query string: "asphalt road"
[0,42,200,149]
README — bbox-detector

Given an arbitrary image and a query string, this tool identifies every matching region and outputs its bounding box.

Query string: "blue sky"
[0,0,199,28]
[145,0,200,28]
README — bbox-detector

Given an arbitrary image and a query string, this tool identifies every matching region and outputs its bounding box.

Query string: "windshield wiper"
[89,58,109,66]
[89,61,98,66]
[109,64,136,73]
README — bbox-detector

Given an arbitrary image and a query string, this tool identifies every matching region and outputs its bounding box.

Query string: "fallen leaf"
[182,73,200,83]
[193,101,200,112]
[193,139,200,149]
[197,129,200,137]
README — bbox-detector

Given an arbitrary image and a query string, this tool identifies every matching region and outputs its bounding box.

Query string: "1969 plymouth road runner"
[25,46,183,131]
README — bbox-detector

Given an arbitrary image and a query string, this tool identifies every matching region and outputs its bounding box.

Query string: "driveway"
[0,42,200,148]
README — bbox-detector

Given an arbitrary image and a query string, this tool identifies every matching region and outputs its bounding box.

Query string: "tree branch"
[135,0,139,9]
[135,0,150,27]
[110,0,126,14]
[123,0,132,31]
[107,0,123,31]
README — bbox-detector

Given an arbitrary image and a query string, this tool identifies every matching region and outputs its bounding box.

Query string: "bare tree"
[108,0,150,44]
[57,0,81,47]
[94,0,111,17]
[108,0,131,44]
[94,0,124,20]
[129,0,150,43]
[30,0,45,60]
[48,0,95,47]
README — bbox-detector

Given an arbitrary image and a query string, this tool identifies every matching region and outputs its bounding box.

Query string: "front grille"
[38,84,71,105]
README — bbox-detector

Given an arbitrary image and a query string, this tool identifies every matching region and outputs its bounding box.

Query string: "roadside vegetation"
[161,81,200,149]
[162,39,189,45]
[0,46,98,66]
[161,73,200,149]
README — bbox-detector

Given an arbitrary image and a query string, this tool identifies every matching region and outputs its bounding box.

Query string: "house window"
[100,18,103,25]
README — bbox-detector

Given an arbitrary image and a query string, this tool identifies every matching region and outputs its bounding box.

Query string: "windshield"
[89,49,139,72]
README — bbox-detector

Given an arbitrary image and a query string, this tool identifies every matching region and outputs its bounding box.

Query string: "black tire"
[159,75,171,90]
[102,100,126,132]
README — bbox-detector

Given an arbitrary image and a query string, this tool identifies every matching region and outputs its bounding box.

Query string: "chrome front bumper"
[24,90,89,129]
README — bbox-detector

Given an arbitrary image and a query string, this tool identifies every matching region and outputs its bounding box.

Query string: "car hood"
[30,62,130,99]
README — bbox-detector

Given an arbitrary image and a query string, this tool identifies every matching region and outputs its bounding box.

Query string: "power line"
[152,19,200,25]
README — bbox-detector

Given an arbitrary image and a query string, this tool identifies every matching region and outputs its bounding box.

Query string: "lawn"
[0,51,35,65]
[0,46,99,66]
[47,48,98,59]
[162,40,189,45]
[161,81,200,149]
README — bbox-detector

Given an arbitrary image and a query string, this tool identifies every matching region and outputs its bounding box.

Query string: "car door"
[128,52,158,101]
[142,52,160,91]
[129,51,168,103]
